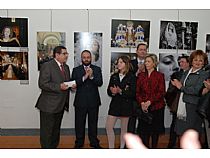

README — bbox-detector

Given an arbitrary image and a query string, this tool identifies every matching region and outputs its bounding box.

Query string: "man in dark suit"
[35,46,71,148]
[72,50,103,149]
[127,42,147,134]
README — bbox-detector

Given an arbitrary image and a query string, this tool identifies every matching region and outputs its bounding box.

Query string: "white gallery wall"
[0,9,209,129]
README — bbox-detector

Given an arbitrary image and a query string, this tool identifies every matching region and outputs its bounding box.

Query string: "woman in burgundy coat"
[136,53,166,148]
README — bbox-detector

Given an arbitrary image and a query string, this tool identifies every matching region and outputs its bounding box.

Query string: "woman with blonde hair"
[106,55,136,148]
[136,53,166,148]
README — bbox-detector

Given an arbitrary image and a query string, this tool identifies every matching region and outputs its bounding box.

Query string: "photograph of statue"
[74,32,102,68]
[0,51,28,80]
[37,32,65,70]
[206,34,210,63]
[0,17,28,47]
[110,52,136,74]
[159,20,198,50]
[111,19,150,48]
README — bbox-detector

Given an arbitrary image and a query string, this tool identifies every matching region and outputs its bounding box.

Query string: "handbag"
[139,110,153,124]
[133,101,153,124]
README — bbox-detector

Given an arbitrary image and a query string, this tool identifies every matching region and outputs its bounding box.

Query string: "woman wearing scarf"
[171,50,209,139]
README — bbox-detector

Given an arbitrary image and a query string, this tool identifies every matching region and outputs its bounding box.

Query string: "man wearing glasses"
[35,46,71,148]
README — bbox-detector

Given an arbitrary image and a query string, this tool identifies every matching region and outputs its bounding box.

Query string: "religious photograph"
[0,17,28,47]
[74,32,102,68]
[206,34,210,63]
[111,19,150,48]
[159,20,198,50]
[110,52,136,74]
[0,51,28,80]
[158,52,179,81]
[37,32,65,70]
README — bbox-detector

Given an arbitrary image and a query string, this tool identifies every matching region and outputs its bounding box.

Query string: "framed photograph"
[110,52,136,74]
[206,34,210,63]
[0,51,28,80]
[74,32,102,68]
[111,19,150,48]
[0,17,28,47]
[158,52,179,81]
[37,32,65,70]
[159,20,198,50]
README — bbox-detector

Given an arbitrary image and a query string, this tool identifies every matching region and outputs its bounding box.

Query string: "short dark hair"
[136,42,148,50]
[53,46,66,58]
[178,54,190,63]
[81,50,92,57]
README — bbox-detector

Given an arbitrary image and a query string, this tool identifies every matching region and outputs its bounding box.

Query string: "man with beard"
[72,50,103,149]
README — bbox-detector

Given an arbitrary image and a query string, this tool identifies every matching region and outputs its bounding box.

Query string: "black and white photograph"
[159,20,198,50]
[0,51,28,80]
[110,52,136,74]
[37,32,65,70]
[158,52,179,81]
[111,19,150,48]
[74,32,102,68]
[0,17,28,47]
[206,34,210,62]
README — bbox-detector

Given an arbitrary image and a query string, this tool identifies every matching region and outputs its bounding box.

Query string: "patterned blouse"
[136,70,166,111]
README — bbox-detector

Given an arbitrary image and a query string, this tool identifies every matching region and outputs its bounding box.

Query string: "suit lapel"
[52,59,66,80]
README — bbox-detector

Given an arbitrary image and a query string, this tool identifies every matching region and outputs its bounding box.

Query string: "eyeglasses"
[60,52,69,55]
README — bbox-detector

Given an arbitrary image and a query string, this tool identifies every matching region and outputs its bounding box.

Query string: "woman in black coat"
[106,56,136,148]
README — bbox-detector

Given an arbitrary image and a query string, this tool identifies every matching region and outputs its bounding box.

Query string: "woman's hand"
[171,79,182,89]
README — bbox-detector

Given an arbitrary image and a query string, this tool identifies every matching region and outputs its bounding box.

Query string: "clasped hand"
[171,79,182,89]
[204,79,210,89]
[84,67,93,79]
[110,85,122,95]
[141,101,151,112]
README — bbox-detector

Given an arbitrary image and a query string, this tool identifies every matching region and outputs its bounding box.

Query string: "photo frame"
[0,17,28,48]
[37,32,65,70]
[74,32,102,68]
[0,51,28,80]
[111,19,150,48]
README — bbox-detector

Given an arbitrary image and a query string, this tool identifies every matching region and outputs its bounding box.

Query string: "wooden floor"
[0,134,171,149]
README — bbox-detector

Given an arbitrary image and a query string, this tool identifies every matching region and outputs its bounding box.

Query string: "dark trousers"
[40,110,64,148]
[167,113,177,148]
[140,133,159,148]
[75,106,99,147]
[127,116,138,134]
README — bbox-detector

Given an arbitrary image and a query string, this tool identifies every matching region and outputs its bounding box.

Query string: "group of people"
[165,50,210,148]
[36,46,103,149]
[35,43,210,149]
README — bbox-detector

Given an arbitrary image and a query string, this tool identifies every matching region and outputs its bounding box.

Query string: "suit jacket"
[180,68,209,105]
[107,72,136,116]
[131,59,138,74]
[72,64,103,108]
[35,59,70,113]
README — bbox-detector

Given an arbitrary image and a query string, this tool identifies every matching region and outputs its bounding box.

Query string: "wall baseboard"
[0,128,170,136]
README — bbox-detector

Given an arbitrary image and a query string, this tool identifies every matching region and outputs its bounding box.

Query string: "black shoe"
[90,144,103,149]
[74,144,83,149]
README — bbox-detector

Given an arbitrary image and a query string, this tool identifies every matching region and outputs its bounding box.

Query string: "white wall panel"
[0,9,209,129]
